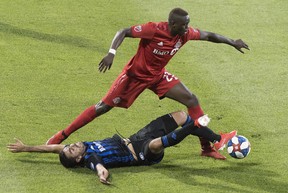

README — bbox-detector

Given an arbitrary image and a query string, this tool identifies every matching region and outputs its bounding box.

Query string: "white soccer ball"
[227,135,251,159]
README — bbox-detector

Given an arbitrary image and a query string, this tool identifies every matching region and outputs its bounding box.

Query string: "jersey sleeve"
[130,22,157,39]
[85,153,104,171]
[187,27,201,40]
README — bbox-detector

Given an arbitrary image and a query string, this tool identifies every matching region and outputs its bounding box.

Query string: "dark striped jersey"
[84,134,136,171]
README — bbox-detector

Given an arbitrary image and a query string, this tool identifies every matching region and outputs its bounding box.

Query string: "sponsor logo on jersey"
[134,25,142,32]
[92,142,106,152]
[153,49,169,56]
[152,39,182,56]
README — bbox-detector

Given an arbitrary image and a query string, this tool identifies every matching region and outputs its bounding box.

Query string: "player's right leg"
[155,119,236,153]
[155,74,226,160]
[46,101,113,145]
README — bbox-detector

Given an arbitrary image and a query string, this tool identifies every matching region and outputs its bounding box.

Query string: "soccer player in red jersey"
[46,8,249,160]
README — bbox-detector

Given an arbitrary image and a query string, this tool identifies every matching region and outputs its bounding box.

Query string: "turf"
[0,0,287,193]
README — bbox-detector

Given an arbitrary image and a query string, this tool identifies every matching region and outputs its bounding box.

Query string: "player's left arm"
[199,30,249,53]
[85,153,111,185]
[96,163,111,185]
[7,138,65,154]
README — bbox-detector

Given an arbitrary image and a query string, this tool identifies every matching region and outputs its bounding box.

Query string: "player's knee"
[171,111,188,126]
[148,139,163,154]
[185,94,199,107]
[144,143,164,164]
[95,101,113,115]
[178,111,188,125]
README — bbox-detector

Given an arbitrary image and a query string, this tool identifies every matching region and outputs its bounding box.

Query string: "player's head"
[59,142,86,168]
[168,8,190,36]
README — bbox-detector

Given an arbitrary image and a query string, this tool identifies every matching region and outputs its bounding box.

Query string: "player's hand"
[233,39,249,53]
[7,138,25,153]
[96,164,111,185]
[98,53,114,73]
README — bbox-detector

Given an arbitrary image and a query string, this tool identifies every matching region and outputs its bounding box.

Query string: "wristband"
[109,48,116,55]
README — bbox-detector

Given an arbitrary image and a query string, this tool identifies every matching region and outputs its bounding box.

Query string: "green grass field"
[1,0,287,192]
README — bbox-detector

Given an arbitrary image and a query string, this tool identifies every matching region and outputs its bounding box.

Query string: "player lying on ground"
[46,7,248,160]
[8,111,236,185]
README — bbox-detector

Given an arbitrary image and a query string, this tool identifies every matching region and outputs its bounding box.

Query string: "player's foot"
[214,130,237,150]
[46,130,68,145]
[201,148,226,160]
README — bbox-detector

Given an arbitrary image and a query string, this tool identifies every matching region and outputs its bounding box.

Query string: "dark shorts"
[129,113,178,165]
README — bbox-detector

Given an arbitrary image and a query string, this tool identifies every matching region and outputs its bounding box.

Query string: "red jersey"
[124,21,200,80]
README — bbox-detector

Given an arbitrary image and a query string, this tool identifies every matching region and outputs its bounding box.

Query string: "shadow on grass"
[0,21,105,52]
[152,161,285,193]
[17,158,59,166]
[14,155,286,192]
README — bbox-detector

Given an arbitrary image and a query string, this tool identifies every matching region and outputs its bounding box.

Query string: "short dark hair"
[168,8,188,23]
[59,150,78,168]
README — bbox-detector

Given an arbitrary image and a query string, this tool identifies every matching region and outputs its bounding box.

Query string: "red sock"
[188,105,212,150]
[188,105,204,120]
[63,105,97,136]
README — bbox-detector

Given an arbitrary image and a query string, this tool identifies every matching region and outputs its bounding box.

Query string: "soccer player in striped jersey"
[8,111,236,184]
[46,7,249,160]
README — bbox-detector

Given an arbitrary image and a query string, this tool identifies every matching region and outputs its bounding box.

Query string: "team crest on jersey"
[174,39,182,48]
[134,25,142,32]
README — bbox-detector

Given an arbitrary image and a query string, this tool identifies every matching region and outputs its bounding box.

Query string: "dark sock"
[161,125,193,148]
[181,116,221,143]
[189,125,221,143]
[161,122,221,148]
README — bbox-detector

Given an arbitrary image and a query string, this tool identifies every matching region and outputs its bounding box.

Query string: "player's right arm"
[98,28,132,73]
[7,138,65,154]
[98,22,156,73]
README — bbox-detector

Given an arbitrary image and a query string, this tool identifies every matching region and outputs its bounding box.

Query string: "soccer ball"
[227,135,251,159]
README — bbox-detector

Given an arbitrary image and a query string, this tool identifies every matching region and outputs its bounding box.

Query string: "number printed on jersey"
[163,72,178,82]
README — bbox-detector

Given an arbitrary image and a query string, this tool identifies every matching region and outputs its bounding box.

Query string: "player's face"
[63,142,86,161]
[170,15,190,36]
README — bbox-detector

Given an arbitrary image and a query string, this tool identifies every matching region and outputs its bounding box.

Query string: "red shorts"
[102,70,180,108]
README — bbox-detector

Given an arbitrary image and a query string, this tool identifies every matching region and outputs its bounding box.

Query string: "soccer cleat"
[201,147,226,160]
[46,130,68,145]
[214,130,237,151]
[194,114,210,128]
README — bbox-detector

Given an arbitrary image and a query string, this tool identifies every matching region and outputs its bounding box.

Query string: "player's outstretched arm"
[98,28,132,73]
[199,30,249,53]
[96,163,111,185]
[7,138,65,154]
